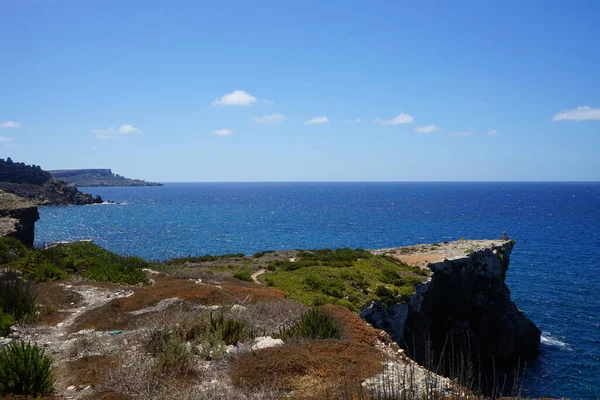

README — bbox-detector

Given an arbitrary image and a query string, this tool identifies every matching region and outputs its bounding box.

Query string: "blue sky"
[1,0,599,181]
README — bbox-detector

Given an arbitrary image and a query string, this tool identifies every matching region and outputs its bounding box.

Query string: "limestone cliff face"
[362,240,541,372]
[0,191,40,247]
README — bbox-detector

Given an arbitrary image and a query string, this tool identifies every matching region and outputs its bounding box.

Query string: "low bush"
[0,270,36,322]
[166,253,245,265]
[42,243,148,285]
[209,311,248,345]
[232,270,252,282]
[0,342,53,396]
[83,256,148,285]
[0,237,28,265]
[0,313,14,337]
[279,308,342,341]
[13,252,67,282]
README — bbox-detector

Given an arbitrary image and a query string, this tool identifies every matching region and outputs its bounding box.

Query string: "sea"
[34,182,600,399]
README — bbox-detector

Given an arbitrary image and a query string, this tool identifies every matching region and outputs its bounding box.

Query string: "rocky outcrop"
[362,240,540,383]
[0,158,103,205]
[0,191,39,247]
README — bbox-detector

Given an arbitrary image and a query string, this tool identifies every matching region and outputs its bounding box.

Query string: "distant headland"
[49,169,163,187]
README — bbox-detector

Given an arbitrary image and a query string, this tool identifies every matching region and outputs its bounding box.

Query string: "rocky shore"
[0,191,39,247]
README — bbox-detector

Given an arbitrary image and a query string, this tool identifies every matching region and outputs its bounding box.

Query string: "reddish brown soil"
[68,276,285,332]
[31,283,84,310]
[53,355,119,387]
[230,341,384,398]
[320,304,381,346]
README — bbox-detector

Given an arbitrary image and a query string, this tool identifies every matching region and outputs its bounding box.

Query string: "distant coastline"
[49,169,163,187]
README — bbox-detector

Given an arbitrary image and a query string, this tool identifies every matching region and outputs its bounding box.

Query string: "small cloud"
[253,113,287,124]
[90,124,143,138]
[91,146,99,150]
[212,90,258,106]
[305,116,329,125]
[552,106,600,121]
[374,113,414,125]
[0,121,21,128]
[212,128,234,136]
[414,124,441,134]
[0,136,14,143]
[477,101,488,107]
[450,132,474,138]
[487,130,498,136]
[118,124,142,134]
[352,118,362,124]
[96,134,115,140]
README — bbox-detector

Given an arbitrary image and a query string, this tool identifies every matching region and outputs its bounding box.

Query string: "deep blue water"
[35,182,600,399]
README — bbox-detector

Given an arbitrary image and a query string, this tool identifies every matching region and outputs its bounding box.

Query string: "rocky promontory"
[365,240,541,387]
[0,191,39,247]
[0,158,103,205]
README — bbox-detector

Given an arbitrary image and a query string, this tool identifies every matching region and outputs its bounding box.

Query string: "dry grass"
[53,355,119,388]
[68,276,285,333]
[229,341,385,398]
[320,304,381,346]
[237,299,309,337]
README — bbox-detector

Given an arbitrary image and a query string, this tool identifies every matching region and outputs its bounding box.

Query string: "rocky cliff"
[362,240,541,387]
[0,191,39,247]
[0,158,103,205]
[49,169,162,187]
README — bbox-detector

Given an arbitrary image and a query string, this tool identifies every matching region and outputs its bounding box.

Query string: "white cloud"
[118,124,142,134]
[374,113,414,125]
[305,116,329,125]
[96,134,115,140]
[212,128,234,136]
[91,146,99,150]
[90,124,143,138]
[253,113,287,124]
[450,132,474,138]
[487,130,498,136]
[552,106,600,121]
[212,90,258,106]
[0,121,21,128]
[414,124,440,134]
[0,136,14,143]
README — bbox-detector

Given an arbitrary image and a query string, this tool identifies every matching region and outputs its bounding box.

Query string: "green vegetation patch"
[278,308,342,341]
[165,253,245,265]
[258,248,429,312]
[41,242,148,285]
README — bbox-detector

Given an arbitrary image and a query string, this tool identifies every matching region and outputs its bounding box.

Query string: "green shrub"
[0,270,36,322]
[166,253,245,265]
[280,308,342,340]
[0,237,28,265]
[209,311,248,345]
[0,342,53,396]
[0,313,15,337]
[83,256,148,285]
[375,285,399,306]
[13,252,67,282]
[233,271,252,282]
[154,332,194,374]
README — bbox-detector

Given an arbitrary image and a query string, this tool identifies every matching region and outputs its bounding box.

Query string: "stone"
[251,336,284,351]
[67,385,76,391]
[230,304,246,313]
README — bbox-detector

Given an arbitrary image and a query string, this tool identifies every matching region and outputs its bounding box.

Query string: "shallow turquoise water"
[35,182,600,399]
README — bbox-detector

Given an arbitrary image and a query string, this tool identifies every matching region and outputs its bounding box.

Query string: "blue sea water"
[35,182,600,399]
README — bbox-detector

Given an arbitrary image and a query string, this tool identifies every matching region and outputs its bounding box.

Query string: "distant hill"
[0,158,103,205]
[49,169,162,187]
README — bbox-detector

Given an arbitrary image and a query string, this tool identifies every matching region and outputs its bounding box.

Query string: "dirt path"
[251,269,265,285]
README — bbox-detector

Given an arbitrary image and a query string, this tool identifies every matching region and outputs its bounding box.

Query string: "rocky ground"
[2,266,461,399]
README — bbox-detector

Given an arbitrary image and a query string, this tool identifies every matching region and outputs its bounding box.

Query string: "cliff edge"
[0,191,39,247]
[364,240,541,380]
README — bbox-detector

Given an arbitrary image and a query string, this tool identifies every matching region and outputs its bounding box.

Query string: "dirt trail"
[251,268,265,284]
